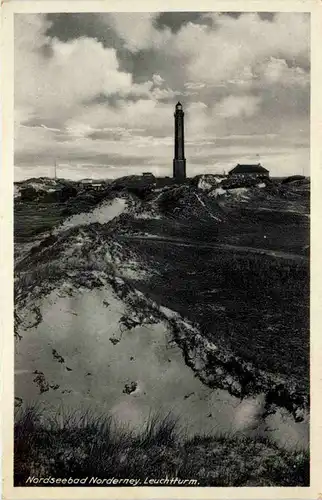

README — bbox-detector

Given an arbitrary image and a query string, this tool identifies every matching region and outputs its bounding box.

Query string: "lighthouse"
[173,102,186,181]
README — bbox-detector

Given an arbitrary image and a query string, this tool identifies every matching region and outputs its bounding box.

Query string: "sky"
[14,12,310,181]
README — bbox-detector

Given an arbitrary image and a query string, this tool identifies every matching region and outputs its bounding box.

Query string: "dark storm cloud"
[46,13,161,83]
[46,13,137,75]
[46,12,212,42]
[46,13,120,47]
[154,12,211,32]
[44,12,279,86]
[155,12,276,26]
[221,12,242,19]
[118,49,158,83]
[223,12,274,21]
[123,46,192,91]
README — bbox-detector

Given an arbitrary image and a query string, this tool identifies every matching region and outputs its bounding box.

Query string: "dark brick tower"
[173,102,186,181]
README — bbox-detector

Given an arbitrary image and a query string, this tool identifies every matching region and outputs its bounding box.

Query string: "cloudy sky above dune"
[14,12,310,181]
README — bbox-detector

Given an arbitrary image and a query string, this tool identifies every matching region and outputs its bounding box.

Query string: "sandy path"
[118,235,308,262]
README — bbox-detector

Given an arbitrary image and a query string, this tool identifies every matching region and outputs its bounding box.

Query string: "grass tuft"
[14,405,309,487]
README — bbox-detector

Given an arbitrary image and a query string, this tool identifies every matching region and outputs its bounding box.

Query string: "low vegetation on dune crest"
[15,405,309,487]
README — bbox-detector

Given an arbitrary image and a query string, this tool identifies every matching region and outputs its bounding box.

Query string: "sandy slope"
[15,270,308,448]
[15,280,241,436]
[55,197,127,233]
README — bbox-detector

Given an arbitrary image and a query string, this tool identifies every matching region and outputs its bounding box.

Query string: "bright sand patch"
[55,198,127,233]
[15,283,308,447]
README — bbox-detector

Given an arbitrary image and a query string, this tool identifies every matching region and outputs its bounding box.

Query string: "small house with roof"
[228,163,269,179]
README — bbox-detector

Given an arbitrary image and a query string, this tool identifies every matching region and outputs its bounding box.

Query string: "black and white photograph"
[5,4,315,492]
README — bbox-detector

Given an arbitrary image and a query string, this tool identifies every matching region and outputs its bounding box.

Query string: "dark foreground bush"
[14,405,309,487]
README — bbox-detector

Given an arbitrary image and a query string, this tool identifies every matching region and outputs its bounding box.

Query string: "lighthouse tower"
[173,102,186,181]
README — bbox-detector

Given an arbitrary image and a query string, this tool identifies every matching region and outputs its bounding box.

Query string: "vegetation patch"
[14,405,309,487]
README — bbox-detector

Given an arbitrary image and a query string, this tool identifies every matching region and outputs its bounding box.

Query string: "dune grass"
[128,238,309,390]
[14,405,309,487]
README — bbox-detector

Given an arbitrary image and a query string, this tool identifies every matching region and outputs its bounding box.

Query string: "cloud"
[152,74,165,86]
[215,95,261,118]
[14,12,310,180]
[14,14,174,168]
[63,99,172,133]
[171,13,309,87]
[184,82,206,90]
[151,87,181,101]
[260,57,309,87]
[14,14,152,128]
[103,13,171,52]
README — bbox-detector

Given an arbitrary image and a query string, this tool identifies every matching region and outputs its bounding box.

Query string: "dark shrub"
[20,187,38,201]
[59,186,78,202]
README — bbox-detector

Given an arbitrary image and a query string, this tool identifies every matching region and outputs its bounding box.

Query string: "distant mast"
[173,102,186,181]
[54,160,57,180]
